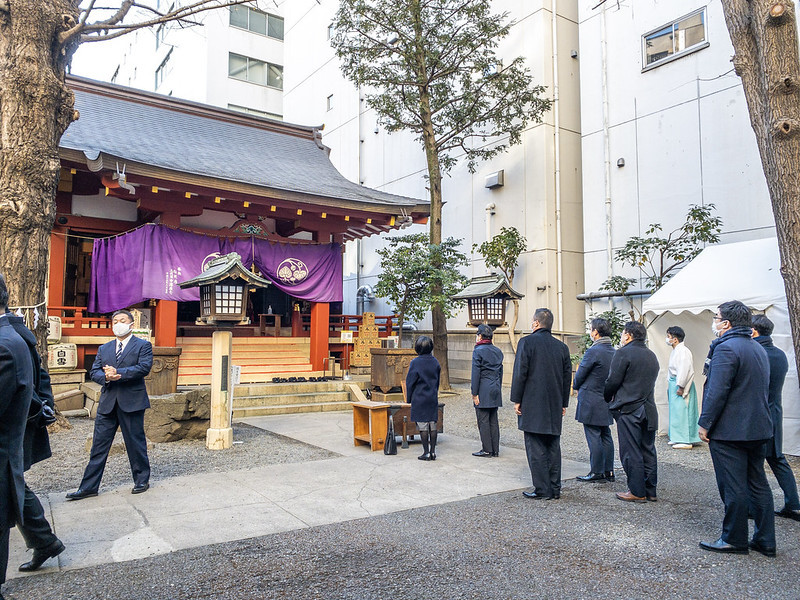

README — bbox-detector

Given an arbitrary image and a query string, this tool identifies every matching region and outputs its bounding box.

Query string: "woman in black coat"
[471,324,503,458]
[405,336,440,461]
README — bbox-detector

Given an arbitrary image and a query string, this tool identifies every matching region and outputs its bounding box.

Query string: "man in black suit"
[699,300,775,556]
[751,314,800,522]
[0,273,34,599]
[603,321,660,503]
[67,309,153,500]
[6,314,65,571]
[511,308,572,500]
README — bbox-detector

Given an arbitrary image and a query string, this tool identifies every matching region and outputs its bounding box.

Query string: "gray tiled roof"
[60,77,426,209]
[451,274,524,300]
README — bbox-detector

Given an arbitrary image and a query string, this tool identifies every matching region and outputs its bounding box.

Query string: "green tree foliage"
[375,233,469,347]
[472,226,527,286]
[605,203,723,293]
[571,307,626,365]
[331,0,551,386]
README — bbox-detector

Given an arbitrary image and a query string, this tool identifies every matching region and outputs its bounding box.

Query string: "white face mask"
[113,322,132,337]
[711,320,723,338]
[665,337,672,346]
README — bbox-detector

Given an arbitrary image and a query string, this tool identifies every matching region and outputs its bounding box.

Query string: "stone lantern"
[451,274,524,327]
[179,252,271,449]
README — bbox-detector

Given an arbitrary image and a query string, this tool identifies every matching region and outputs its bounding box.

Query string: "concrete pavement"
[8,412,586,579]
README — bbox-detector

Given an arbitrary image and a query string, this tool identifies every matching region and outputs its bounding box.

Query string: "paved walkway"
[9,412,586,579]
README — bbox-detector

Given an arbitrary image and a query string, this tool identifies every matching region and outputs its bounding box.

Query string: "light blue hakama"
[667,375,701,444]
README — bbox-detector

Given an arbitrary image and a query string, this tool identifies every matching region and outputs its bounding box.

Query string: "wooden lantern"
[452,274,524,327]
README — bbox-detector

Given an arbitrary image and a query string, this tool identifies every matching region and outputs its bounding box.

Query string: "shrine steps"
[176,336,313,386]
[232,380,370,418]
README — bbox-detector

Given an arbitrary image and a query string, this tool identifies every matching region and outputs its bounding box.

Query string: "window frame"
[641,7,709,72]
[228,52,283,90]
[229,6,284,41]
[155,48,173,89]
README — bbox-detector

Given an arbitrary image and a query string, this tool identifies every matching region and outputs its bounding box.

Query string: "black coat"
[470,342,503,409]
[510,328,572,435]
[754,335,789,457]
[0,317,34,529]
[90,335,153,414]
[405,353,440,422]
[573,340,615,426]
[8,315,53,470]
[699,329,772,441]
[698,327,772,442]
[603,340,660,430]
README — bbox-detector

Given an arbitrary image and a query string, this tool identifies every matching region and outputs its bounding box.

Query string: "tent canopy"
[643,237,785,315]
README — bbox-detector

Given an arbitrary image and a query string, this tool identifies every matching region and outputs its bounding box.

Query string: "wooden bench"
[352,401,390,451]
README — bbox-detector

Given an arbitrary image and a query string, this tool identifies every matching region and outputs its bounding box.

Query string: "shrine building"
[50,76,429,384]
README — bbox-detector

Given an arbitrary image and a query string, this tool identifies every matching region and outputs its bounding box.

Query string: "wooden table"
[258,314,281,337]
[352,401,390,451]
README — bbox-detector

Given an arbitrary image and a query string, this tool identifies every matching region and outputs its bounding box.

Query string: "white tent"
[642,237,799,456]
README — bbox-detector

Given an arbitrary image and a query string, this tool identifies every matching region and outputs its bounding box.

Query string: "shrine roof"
[60,76,428,216]
[451,274,524,300]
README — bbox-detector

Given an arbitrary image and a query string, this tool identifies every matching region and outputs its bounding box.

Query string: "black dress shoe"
[418,453,432,461]
[576,473,606,482]
[66,489,98,501]
[749,541,777,557]
[472,450,492,457]
[699,538,748,554]
[429,452,436,461]
[19,539,65,572]
[775,506,800,521]
[522,490,553,500]
[132,482,150,494]
[604,471,616,482]
[491,452,499,457]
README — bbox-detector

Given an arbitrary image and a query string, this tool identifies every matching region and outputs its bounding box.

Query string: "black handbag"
[384,413,397,455]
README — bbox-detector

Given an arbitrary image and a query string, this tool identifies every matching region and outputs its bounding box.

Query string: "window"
[111,66,119,84]
[642,8,707,70]
[155,24,165,50]
[326,94,333,111]
[155,48,173,89]
[228,104,283,121]
[228,53,283,89]
[327,23,335,40]
[230,6,284,40]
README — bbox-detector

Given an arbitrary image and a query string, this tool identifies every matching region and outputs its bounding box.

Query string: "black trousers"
[523,432,561,498]
[583,424,615,475]
[79,405,150,492]
[475,407,499,454]
[615,406,657,498]
[766,454,800,510]
[0,525,8,584]
[709,439,775,548]
[16,484,58,550]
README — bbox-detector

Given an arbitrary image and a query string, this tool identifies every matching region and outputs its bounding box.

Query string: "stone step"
[232,400,354,418]
[234,391,351,408]
[233,380,367,397]
[177,367,317,386]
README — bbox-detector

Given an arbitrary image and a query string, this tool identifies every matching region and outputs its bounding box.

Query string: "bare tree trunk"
[508,298,519,353]
[720,0,800,376]
[0,1,80,356]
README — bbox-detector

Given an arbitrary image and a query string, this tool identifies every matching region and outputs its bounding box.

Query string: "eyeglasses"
[712,316,725,321]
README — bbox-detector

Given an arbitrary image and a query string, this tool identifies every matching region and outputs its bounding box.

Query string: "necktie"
[116,341,123,363]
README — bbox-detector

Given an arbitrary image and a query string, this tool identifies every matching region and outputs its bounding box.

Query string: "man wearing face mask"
[698,300,774,556]
[665,326,700,450]
[67,309,153,500]
[603,321,660,503]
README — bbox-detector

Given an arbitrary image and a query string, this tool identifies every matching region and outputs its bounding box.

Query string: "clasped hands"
[103,365,122,381]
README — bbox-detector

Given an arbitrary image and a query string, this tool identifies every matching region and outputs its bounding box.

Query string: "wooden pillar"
[310,301,330,371]
[207,329,233,450]
[48,227,67,307]
[155,212,180,347]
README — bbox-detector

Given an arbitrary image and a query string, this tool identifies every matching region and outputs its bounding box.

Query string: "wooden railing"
[49,306,112,336]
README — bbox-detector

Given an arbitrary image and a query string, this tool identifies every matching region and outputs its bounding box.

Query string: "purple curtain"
[88,225,342,313]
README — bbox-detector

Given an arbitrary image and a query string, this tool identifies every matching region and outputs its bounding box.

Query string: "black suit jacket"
[0,317,33,528]
[574,340,615,427]
[510,328,572,435]
[8,315,54,470]
[471,342,503,409]
[754,335,789,456]
[603,340,660,430]
[90,335,153,414]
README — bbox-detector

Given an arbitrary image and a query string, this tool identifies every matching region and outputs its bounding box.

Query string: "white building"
[71,2,285,119]
[282,0,586,345]
[578,0,776,302]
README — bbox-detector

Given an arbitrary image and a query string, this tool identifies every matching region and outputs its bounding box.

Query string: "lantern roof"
[178,252,272,289]
[451,274,524,300]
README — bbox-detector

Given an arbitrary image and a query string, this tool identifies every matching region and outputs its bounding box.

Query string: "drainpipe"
[600,2,614,307]
[551,0,564,331]
[485,202,496,270]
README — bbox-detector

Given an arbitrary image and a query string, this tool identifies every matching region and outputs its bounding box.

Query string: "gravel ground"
[10,382,800,599]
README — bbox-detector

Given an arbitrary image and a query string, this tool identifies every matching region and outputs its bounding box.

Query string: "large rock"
[144,387,211,443]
